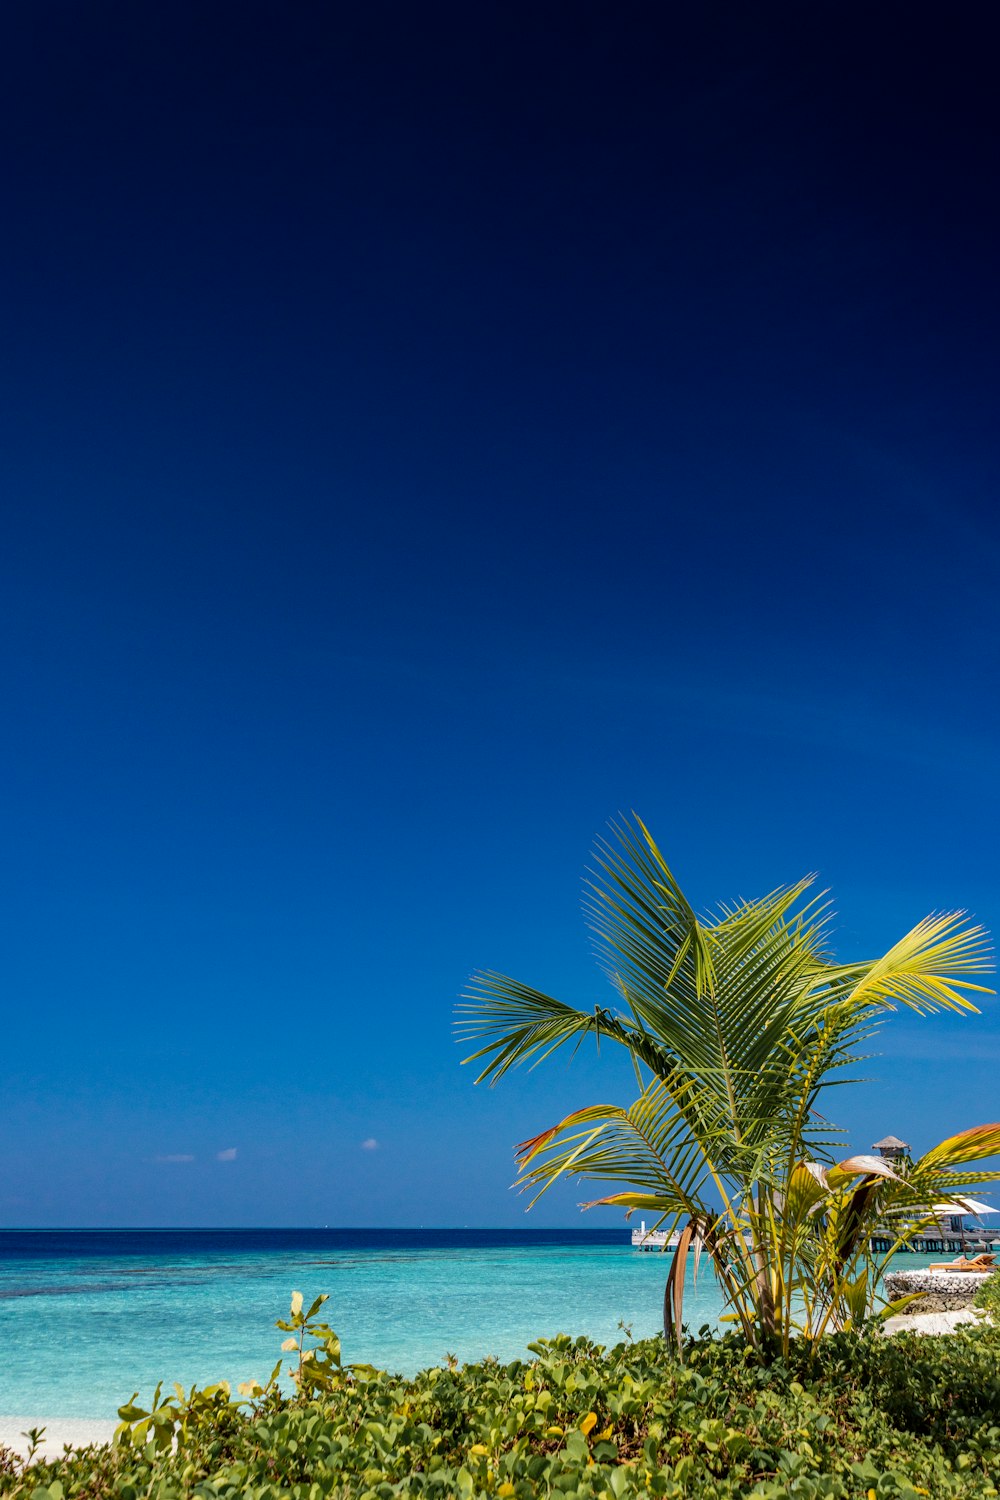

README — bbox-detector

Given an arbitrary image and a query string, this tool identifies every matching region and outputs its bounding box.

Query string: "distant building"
[872,1134,910,1162]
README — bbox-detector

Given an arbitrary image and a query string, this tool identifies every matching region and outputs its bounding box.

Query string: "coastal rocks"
[884,1269,992,1316]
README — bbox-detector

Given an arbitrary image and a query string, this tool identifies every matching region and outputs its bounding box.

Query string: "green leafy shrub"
[4,1306,1000,1498]
[974,1269,1000,1320]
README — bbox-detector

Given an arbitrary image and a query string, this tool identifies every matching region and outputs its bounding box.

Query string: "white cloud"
[155,1153,194,1164]
[361,1138,378,1151]
[216,1147,238,1162]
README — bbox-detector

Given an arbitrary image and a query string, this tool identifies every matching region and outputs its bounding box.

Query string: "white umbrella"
[931,1198,997,1217]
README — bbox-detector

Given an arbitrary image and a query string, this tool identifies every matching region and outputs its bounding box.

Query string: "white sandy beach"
[0,1417,117,1462]
[882,1307,984,1336]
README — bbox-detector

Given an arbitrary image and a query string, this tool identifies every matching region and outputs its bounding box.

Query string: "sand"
[0,1417,117,1462]
[882,1307,986,1336]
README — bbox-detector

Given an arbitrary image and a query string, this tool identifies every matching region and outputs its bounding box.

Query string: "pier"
[631,1221,681,1250]
[870,1230,1000,1254]
[632,1223,1000,1254]
[629,1133,998,1256]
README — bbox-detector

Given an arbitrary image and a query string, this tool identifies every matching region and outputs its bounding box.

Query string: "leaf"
[826,1154,903,1191]
[877,1292,928,1319]
[290,1291,303,1316]
[784,1161,831,1219]
[919,1122,1000,1169]
[580,1192,678,1213]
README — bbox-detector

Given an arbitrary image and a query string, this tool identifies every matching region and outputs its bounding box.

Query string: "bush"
[974,1269,1000,1320]
[4,1322,1000,1499]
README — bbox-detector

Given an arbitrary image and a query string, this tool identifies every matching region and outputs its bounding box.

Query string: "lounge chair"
[928,1253,995,1272]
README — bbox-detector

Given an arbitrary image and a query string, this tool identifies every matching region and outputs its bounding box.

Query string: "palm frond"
[836,913,992,1016]
[917,1122,1000,1168]
[456,977,666,1084]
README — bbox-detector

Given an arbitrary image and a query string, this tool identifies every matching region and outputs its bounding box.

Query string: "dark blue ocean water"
[1,1226,626,1262]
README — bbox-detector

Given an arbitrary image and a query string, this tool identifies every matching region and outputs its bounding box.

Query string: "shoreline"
[0,1417,117,1462]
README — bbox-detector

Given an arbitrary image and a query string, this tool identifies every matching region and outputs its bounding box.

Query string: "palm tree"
[459,816,999,1359]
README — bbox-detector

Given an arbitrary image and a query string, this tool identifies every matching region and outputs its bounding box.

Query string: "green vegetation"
[974,1270,1000,1320]
[5,1317,1000,1499]
[461,817,999,1357]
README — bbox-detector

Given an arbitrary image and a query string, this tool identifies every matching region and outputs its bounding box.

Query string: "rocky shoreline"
[884,1269,992,1315]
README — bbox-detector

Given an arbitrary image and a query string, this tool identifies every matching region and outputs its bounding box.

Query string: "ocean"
[0,1228,721,1419]
[0,1229,948,1420]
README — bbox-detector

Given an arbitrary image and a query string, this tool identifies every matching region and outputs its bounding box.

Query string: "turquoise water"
[0,1230,710,1418]
[0,1230,946,1420]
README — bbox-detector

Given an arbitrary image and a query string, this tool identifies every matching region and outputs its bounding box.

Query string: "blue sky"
[1,3,998,1226]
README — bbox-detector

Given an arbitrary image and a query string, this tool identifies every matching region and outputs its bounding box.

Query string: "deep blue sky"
[2,3,998,1227]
